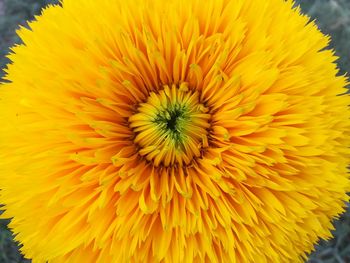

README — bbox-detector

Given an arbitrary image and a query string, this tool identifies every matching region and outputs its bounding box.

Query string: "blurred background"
[0,0,349,262]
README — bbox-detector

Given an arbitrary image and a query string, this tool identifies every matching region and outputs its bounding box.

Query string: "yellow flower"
[0,0,349,262]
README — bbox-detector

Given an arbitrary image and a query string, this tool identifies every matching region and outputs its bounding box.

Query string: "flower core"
[129,84,211,167]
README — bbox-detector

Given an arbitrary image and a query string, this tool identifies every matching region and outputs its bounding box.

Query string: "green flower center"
[129,83,211,167]
[154,104,190,145]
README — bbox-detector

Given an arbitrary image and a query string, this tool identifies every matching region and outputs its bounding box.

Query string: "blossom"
[0,0,349,262]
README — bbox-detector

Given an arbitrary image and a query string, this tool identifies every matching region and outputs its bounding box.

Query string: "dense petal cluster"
[0,0,349,262]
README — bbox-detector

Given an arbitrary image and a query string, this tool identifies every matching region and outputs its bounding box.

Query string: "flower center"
[154,103,189,146]
[164,107,184,132]
[129,84,211,167]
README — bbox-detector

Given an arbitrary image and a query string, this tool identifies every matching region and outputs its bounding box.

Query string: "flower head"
[0,0,349,262]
